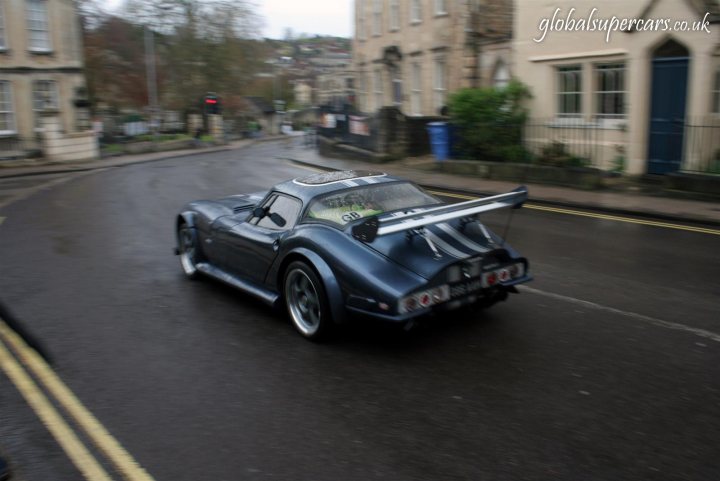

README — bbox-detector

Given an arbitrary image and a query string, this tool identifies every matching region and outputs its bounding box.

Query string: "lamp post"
[144,26,159,138]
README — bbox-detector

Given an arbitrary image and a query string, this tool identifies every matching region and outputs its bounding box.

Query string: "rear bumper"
[346,275,532,323]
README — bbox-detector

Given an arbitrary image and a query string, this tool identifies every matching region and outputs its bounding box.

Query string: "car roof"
[272,170,404,203]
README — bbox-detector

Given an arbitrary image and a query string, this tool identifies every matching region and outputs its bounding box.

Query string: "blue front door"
[647,57,689,174]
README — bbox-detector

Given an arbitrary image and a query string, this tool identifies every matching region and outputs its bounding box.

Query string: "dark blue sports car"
[175,170,532,340]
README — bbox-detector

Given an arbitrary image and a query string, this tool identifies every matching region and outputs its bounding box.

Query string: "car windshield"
[306,182,441,226]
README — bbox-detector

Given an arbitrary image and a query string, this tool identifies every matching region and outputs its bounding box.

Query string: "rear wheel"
[284,261,332,341]
[177,223,201,279]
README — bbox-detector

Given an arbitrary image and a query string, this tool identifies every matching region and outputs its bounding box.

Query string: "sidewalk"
[282,144,720,227]
[1,137,718,226]
[0,137,284,179]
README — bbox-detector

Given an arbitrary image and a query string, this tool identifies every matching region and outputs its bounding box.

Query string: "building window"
[410,0,422,23]
[714,69,720,114]
[0,1,7,50]
[435,0,447,15]
[595,63,625,119]
[557,65,582,118]
[27,0,51,52]
[0,81,15,134]
[372,0,382,36]
[493,62,510,89]
[433,59,446,112]
[357,0,366,40]
[33,80,58,129]
[389,0,400,31]
[411,62,422,115]
[374,69,383,110]
[391,66,402,107]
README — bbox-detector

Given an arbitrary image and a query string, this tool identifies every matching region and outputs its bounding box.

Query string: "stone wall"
[41,112,98,163]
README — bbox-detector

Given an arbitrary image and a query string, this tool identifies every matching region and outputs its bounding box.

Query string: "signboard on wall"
[321,113,337,128]
[349,116,370,136]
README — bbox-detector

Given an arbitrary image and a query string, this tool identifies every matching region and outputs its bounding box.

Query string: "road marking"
[518,285,720,343]
[524,204,720,236]
[0,321,156,481]
[284,160,326,173]
[0,327,114,481]
[427,190,475,200]
[427,190,720,236]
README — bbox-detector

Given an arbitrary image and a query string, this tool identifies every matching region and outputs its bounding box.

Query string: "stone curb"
[0,136,287,180]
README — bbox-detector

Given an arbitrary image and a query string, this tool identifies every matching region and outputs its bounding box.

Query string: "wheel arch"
[176,211,197,231]
[277,248,347,324]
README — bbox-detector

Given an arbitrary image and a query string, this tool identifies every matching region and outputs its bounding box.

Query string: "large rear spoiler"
[352,186,528,243]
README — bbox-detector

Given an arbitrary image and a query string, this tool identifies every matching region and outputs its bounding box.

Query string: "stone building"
[352,0,513,116]
[316,69,356,108]
[515,0,720,174]
[0,0,89,149]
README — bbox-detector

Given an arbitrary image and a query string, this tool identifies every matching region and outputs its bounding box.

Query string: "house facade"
[353,0,513,116]
[0,0,88,146]
[515,0,720,174]
[316,69,356,108]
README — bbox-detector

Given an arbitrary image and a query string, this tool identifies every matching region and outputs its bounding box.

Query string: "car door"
[221,193,302,285]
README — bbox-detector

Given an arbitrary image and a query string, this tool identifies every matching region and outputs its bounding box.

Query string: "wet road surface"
[0,142,719,481]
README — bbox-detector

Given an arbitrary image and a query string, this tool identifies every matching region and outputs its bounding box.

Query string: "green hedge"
[448,80,531,162]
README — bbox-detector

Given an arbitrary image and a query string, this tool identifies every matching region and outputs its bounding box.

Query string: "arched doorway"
[647,38,690,174]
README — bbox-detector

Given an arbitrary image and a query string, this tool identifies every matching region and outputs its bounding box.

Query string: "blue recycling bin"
[427,121,449,161]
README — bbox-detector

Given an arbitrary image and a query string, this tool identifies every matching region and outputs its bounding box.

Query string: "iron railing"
[682,117,720,174]
[522,119,612,169]
[318,111,720,175]
[0,137,41,161]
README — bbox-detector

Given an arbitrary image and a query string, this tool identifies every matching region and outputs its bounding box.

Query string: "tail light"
[399,285,451,314]
[482,262,525,287]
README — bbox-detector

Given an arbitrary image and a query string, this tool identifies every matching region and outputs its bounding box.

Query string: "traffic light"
[204,93,221,115]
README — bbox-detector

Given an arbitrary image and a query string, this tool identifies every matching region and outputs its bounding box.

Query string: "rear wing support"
[352,186,528,243]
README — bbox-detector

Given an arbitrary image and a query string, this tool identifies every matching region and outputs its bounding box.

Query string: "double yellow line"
[427,190,720,236]
[0,320,155,481]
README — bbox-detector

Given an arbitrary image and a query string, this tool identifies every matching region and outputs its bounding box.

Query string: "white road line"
[518,285,720,343]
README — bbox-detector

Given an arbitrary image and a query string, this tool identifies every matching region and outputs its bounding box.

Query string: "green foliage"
[536,141,589,168]
[448,80,532,162]
[612,155,626,173]
[135,133,190,142]
[101,144,124,155]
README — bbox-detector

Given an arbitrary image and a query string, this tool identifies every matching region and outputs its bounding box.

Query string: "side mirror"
[253,206,266,218]
[269,213,287,227]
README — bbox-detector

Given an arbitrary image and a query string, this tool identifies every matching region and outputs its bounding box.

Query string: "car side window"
[255,193,302,230]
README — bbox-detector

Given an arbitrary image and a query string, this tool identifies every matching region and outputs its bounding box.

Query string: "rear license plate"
[449,279,483,298]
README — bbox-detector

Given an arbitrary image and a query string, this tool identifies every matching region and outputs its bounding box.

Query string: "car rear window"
[306,182,440,226]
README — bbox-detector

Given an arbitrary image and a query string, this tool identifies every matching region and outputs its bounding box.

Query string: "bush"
[536,141,589,168]
[448,80,532,162]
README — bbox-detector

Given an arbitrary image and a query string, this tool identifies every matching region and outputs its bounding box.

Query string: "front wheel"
[284,261,332,341]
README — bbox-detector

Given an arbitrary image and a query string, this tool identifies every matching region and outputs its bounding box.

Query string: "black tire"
[177,223,201,280]
[283,261,332,341]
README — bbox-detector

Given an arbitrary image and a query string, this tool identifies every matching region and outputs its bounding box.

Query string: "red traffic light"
[205,99,217,104]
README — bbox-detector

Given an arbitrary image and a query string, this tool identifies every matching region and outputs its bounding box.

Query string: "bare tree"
[81,0,266,114]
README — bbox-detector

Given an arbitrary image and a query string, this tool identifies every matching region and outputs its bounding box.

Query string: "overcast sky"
[258,0,353,38]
